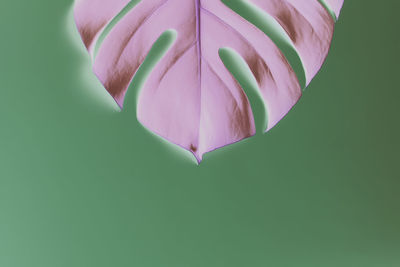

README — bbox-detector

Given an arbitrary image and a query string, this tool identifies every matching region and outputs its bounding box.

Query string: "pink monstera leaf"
[73,0,344,163]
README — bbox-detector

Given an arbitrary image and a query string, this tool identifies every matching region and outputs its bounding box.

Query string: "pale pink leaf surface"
[248,0,335,85]
[74,0,130,52]
[74,0,343,162]
[324,0,344,17]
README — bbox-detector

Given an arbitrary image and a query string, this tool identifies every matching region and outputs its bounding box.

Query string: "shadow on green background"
[0,1,399,267]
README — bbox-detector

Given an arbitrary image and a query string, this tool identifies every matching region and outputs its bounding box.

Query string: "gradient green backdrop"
[1,1,399,266]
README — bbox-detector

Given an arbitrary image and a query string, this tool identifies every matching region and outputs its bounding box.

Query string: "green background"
[1,1,399,266]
